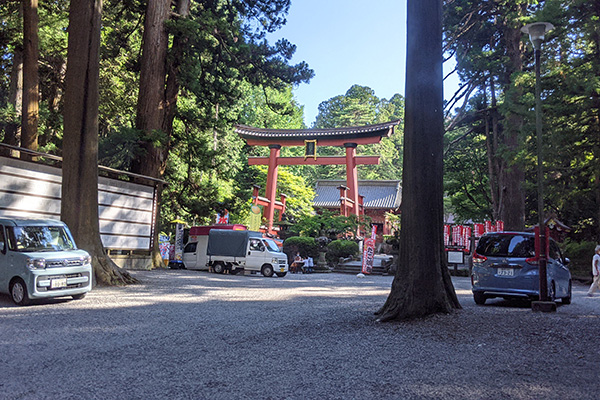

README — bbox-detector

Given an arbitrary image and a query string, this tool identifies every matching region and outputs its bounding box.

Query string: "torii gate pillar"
[265,144,281,231]
[345,143,359,213]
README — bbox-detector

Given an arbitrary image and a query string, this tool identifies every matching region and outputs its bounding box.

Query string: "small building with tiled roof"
[313,180,402,241]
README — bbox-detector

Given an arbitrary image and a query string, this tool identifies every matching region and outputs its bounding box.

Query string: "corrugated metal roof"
[313,180,402,210]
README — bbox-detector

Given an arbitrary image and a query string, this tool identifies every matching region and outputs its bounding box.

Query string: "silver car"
[471,232,572,305]
[0,218,92,305]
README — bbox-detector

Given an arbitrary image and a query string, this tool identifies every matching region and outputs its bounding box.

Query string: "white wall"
[0,156,156,251]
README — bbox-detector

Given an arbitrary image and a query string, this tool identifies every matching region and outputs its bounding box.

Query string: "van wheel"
[261,264,274,278]
[562,281,572,305]
[213,262,225,274]
[10,279,30,306]
[72,293,86,300]
[276,272,287,278]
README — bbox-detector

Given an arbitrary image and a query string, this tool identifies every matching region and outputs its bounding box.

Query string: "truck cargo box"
[206,230,262,258]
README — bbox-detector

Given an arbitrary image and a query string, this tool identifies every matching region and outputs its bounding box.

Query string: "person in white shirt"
[587,245,600,296]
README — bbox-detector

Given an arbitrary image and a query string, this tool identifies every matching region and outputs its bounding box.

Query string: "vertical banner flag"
[474,223,485,238]
[362,225,377,274]
[463,226,472,252]
[444,225,451,246]
[249,205,262,231]
[174,223,184,261]
[484,220,493,233]
[495,220,504,232]
[159,234,170,263]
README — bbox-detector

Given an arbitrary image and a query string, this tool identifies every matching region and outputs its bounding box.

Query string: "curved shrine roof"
[235,120,401,145]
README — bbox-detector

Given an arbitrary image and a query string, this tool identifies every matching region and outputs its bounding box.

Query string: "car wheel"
[72,293,86,300]
[276,272,287,278]
[562,280,572,305]
[549,281,556,302]
[213,262,225,274]
[10,279,30,306]
[261,264,274,278]
[473,292,486,305]
[229,267,240,275]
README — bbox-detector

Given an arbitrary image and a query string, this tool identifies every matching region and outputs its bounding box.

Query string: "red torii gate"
[234,120,401,233]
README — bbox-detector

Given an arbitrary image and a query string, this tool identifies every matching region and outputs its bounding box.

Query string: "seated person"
[291,252,303,273]
[303,256,314,273]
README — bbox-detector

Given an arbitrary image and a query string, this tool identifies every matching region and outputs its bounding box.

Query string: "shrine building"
[313,180,402,243]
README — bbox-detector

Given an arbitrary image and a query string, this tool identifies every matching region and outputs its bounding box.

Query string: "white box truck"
[183,229,288,277]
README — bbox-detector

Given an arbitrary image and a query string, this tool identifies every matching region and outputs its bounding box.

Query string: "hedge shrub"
[326,239,359,264]
[283,236,319,262]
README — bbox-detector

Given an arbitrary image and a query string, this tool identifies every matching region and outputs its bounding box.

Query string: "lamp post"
[521,22,554,308]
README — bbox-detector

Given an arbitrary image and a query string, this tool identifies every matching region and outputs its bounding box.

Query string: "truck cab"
[0,218,92,305]
[244,236,288,277]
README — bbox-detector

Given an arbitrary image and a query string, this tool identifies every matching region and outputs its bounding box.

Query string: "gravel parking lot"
[1,270,599,400]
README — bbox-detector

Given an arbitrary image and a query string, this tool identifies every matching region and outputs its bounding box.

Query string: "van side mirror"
[0,241,5,255]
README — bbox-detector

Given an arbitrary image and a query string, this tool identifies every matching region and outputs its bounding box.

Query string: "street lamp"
[521,22,554,309]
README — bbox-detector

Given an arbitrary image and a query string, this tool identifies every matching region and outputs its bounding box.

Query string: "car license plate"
[280,268,285,272]
[50,278,67,288]
[497,268,514,277]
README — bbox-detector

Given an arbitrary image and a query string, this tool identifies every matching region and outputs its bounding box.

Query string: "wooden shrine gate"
[234,120,401,233]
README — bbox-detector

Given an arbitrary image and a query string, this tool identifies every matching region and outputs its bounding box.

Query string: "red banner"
[444,225,451,246]
[362,226,377,274]
[463,226,472,252]
[495,220,504,232]
[474,223,485,238]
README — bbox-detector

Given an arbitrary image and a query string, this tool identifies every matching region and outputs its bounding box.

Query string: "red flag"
[362,226,377,274]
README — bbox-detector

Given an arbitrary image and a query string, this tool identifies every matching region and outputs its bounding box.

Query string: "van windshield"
[7,226,76,252]
[476,234,535,258]
[263,239,280,253]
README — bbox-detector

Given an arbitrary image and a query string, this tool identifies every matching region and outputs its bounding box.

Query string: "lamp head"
[521,22,554,50]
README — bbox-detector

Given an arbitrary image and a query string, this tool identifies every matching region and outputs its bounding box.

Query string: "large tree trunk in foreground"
[376,0,461,322]
[132,0,189,269]
[497,8,527,231]
[21,0,39,160]
[61,0,135,285]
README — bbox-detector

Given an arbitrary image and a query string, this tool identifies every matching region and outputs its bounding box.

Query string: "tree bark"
[21,0,39,160]
[132,0,171,179]
[62,0,136,286]
[376,0,461,322]
[497,12,526,231]
[132,0,190,269]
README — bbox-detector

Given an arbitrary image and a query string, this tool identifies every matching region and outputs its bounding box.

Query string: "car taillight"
[472,252,487,263]
[526,257,539,265]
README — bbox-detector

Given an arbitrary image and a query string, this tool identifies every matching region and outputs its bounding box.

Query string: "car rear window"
[476,234,535,258]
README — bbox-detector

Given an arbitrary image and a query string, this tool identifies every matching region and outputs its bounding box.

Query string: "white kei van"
[0,218,92,305]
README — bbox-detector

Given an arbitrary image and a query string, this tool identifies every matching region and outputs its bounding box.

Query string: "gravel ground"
[1,269,599,400]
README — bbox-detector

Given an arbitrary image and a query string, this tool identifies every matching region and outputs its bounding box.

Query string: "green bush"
[283,236,319,262]
[326,239,359,264]
[562,239,597,277]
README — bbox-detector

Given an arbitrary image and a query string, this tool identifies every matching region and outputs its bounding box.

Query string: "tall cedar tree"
[21,0,39,158]
[61,0,135,285]
[376,0,461,321]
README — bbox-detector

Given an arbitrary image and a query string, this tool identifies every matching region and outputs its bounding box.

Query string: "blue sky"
[267,0,459,126]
